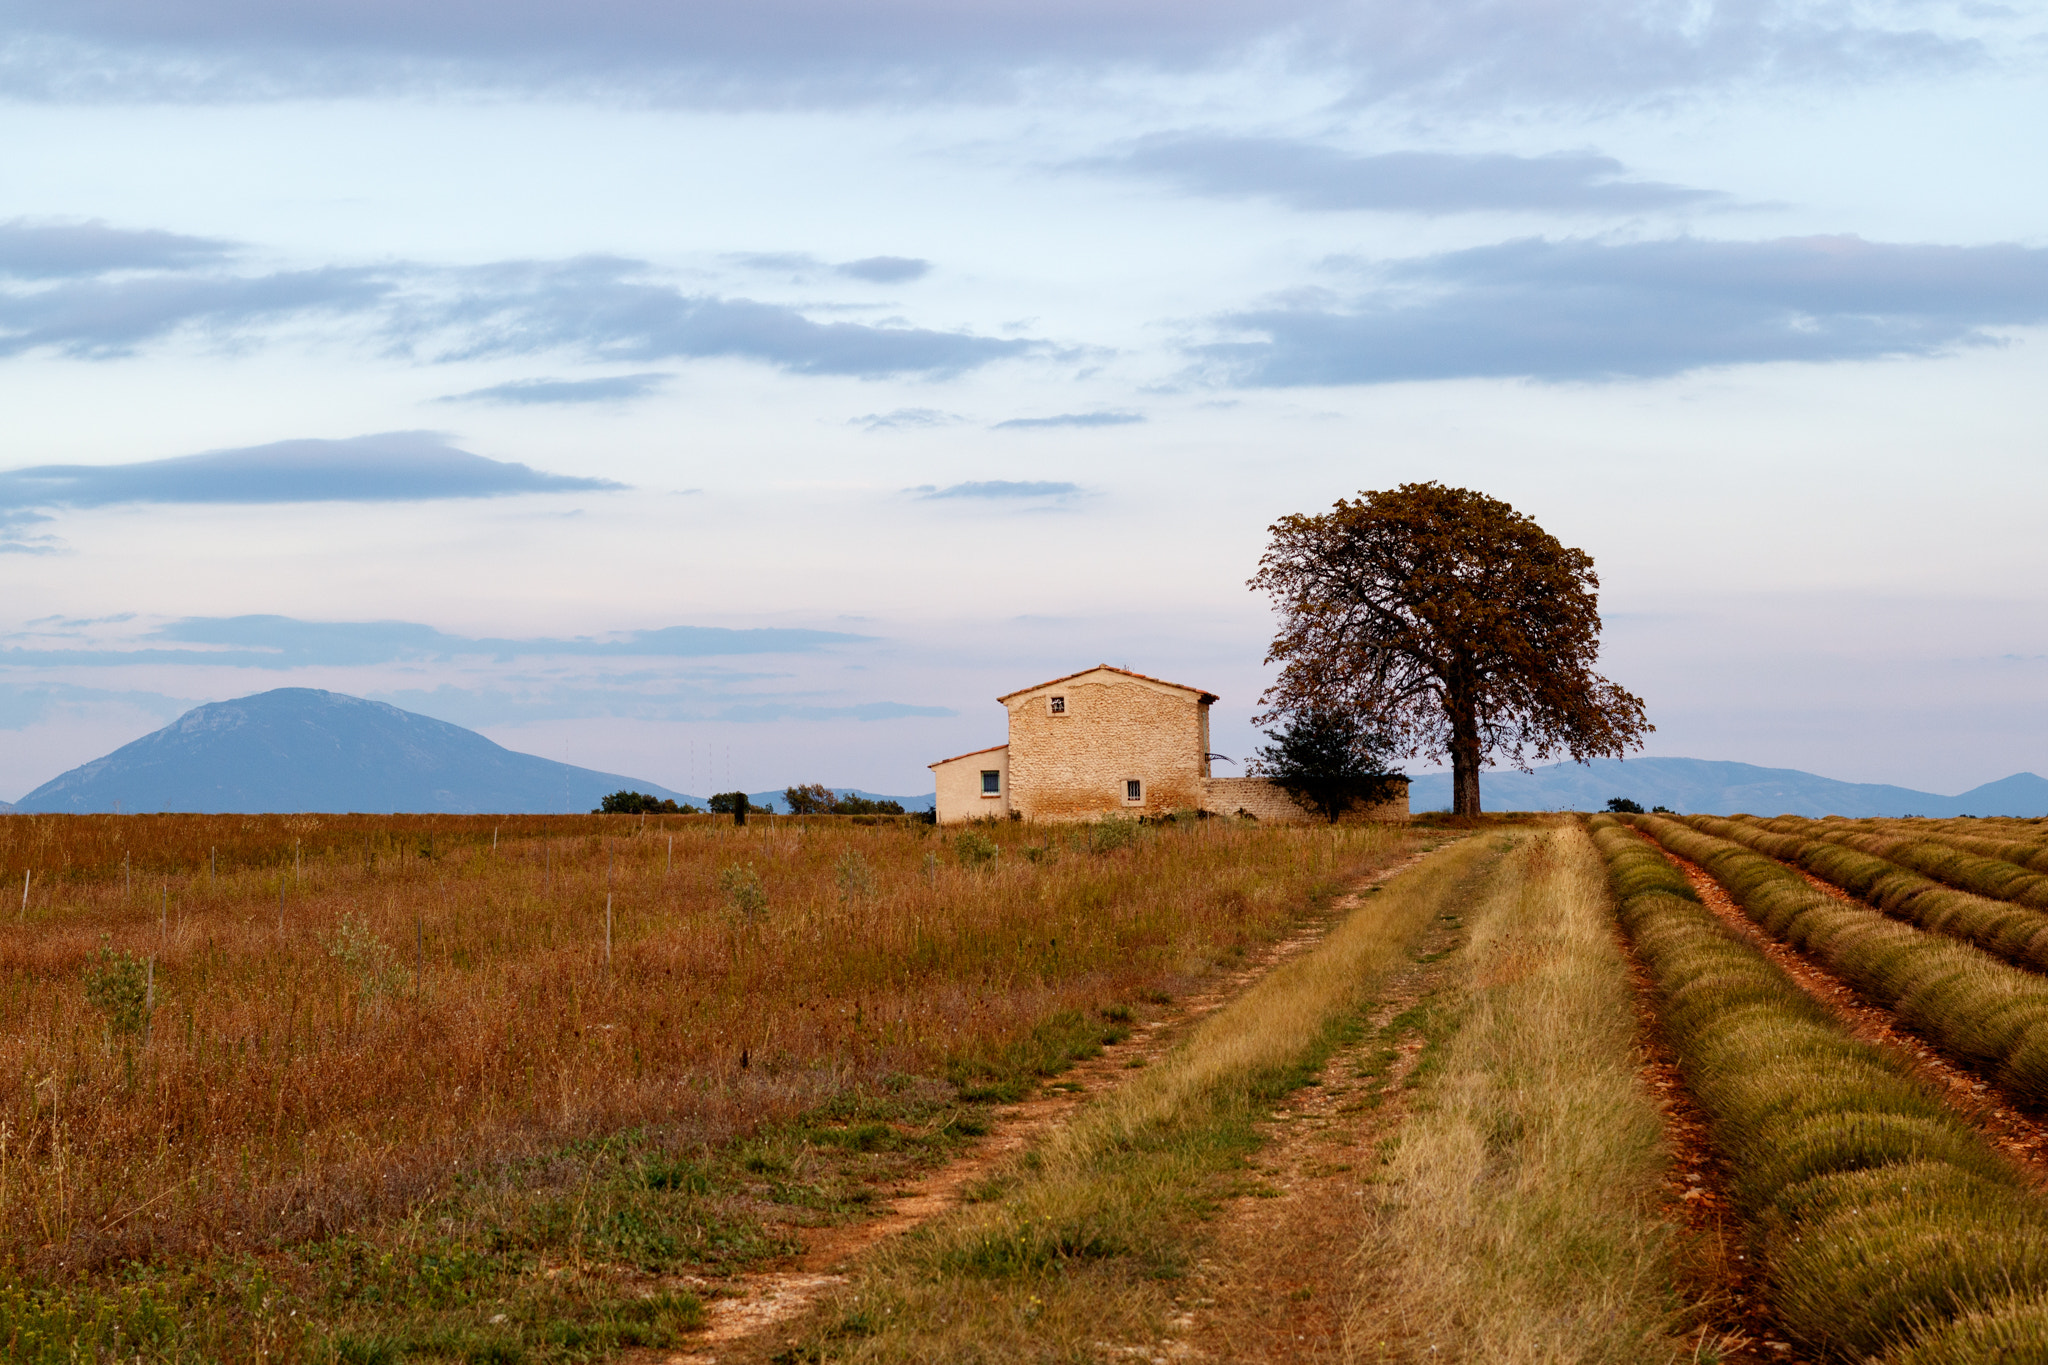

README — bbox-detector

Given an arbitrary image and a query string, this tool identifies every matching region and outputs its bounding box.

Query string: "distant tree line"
[595,790,699,815]
[782,783,905,816]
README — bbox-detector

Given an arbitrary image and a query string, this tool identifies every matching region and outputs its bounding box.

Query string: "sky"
[1,0,2044,803]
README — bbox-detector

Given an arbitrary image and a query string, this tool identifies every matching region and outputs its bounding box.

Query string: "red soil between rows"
[1612,922,1794,1364]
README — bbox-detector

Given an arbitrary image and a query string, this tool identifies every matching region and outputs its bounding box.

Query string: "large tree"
[1250,482,1649,816]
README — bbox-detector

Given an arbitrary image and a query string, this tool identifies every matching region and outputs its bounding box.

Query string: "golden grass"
[1345,823,1691,1365]
[0,811,1405,1285]
[769,829,1486,1362]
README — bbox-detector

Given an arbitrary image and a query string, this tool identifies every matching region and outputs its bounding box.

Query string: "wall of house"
[1005,673,1209,820]
[1202,777,1412,824]
[932,747,1010,825]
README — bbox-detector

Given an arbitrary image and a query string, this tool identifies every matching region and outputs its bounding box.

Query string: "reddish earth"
[1613,922,1797,1364]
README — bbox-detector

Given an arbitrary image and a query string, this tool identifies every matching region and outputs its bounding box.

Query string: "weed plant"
[1634,815,2048,1107]
[1590,815,2048,1361]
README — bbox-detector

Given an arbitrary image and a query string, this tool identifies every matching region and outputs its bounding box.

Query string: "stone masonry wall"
[1202,777,1411,824]
[1006,673,1208,820]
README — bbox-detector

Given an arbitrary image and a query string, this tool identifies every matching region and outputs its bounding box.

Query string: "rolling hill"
[10,688,696,814]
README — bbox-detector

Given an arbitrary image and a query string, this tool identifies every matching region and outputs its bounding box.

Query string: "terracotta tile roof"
[997,664,1219,706]
[928,743,1010,768]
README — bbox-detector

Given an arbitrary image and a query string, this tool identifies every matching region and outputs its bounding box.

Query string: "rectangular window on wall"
[1125,779,1142,803]
[981,770,1001,795]
[1048,696,1066,714]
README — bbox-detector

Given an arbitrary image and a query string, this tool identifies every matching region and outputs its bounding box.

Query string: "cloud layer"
[0,239,1034,377]
[0,432,617,511]
[992,411,1142,429]
[912,480,1082,499]
[1199,235,2048,385]
[436,373,671,405]
[1081,136,1724,214]
[0,218,238,277]
[0,614,871,669]
[0,0,1986,107]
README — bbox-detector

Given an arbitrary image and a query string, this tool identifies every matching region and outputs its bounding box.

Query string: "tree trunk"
[1448,699,1483,816]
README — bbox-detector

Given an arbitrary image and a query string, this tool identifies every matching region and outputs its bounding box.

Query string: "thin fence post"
[210,847,216,881]
[18,869,26,924]
[667,834,673,875]
[161,882,168,941]
[605,894,612,974]
[144,958,154,1049]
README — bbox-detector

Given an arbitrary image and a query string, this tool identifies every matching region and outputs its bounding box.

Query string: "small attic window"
[1048,696,1066,715]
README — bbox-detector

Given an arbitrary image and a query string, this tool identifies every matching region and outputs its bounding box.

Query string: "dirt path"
[1159,906,1464,1364]
[1654,840,2048,1185]
[650,843,1451,1364]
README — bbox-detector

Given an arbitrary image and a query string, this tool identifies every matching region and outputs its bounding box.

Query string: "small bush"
[835,849,877,902]
[719,864,767,922]
[953,830,998,869]
[82,938,150,1040]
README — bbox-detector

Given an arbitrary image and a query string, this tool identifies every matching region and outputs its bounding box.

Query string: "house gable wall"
[931,746,1010,825]
[1004,669,1209,820]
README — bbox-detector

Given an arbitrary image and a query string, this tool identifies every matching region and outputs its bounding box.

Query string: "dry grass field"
[16,807,2048,1364]
[0,811,1413,1361]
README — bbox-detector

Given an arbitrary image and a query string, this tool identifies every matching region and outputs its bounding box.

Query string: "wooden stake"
[667,834,673,874]
[18,869,26,924]
[605,894,612,972]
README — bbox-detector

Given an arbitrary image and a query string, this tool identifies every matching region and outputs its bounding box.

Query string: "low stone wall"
[1201,777,1410,824]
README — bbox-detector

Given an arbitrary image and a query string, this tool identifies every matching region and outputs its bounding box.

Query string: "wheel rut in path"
[1151,905,1464,1365]
[641,842,1451,1365]
[1650,836,2048,1186]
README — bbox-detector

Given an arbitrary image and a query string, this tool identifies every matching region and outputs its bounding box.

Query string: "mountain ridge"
[11,688,691,814]
[1405,756,2048,818]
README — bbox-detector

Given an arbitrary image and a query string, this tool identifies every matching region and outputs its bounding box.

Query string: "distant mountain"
[10,688,698,814]
[1406,757,2048,818]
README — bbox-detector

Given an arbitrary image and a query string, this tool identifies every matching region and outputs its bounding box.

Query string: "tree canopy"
[1250,482,1649,816]
[785,783,906,816]
[596,789,685,815]
[1251,708,1404,824]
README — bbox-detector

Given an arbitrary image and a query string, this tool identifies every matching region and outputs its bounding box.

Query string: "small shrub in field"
[1085,818,1137,854]
[1603,797,1644,814]
[719,863,767,922]
[953,831,998,869]
[326,912,397,997]
[82,938,149,1040]
[835,850,877,903]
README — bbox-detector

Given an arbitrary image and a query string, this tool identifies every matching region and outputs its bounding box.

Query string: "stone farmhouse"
[929,665,1410,825]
